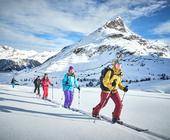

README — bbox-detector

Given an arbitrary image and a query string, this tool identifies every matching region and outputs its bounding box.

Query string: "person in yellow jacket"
[92,62,128,123]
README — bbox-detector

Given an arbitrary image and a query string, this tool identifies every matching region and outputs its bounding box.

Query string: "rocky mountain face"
[71,17,169,58]
[0,59,41,72]
[104,16,126,32]
[15,17,170,86]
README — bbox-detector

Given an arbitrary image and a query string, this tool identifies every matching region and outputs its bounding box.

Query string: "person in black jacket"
[33,76,41,96]
[11,77,18,88]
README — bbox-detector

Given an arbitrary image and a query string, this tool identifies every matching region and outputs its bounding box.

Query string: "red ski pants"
[93,91,123,119]
[42,86,49,98]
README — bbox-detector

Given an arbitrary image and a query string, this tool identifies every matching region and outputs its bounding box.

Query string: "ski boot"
[92,113,100,119]
[92,108,100,118]
[112,117,118,124]
[36,94,41,98]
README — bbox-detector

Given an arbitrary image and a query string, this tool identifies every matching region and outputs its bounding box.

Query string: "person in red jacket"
[41,73,53,100]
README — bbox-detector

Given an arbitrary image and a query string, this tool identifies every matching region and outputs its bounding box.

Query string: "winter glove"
[123,86,128,92]
[112,79,117,87]
[77,86,80,92]
[117,71,123,76]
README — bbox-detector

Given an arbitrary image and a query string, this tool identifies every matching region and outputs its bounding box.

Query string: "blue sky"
[0,0,170,52]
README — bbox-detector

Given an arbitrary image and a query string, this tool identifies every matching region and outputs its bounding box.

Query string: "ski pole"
[93,92,110,123]
[78,90,80,109]
[59,91,63,108]
[52,86,54,100]
[121,92,126,102]
[101,92,110,108]
[121,84,128,102]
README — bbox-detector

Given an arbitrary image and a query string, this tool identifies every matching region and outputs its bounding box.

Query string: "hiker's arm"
[62,75,67,91]
[118,79,125,91]
[49,80,53,86]
[62,75,67,85]
[74,78,79,88]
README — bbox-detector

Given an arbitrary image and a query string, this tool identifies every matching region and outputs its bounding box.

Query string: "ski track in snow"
[0,83,170,140]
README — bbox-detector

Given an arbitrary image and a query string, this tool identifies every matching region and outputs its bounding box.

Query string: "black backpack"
[33,78,37,84]
[100,67,114,91]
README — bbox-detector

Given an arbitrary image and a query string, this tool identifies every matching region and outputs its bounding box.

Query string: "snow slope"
[0,80,170,140]
[0,85,149,140]
[0,72,14,84]
[14,17,170,86]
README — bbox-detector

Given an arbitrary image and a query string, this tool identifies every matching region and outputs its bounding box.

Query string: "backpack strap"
[110,68,114,79]
[65,74,69,85]
[66,73,75,85]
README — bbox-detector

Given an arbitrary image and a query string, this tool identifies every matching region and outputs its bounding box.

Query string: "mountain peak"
[104,16,126,32]
[0,45,11,51]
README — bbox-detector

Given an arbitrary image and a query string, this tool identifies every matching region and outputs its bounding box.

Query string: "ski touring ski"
[99,115,148,132]
[43,99,170,140]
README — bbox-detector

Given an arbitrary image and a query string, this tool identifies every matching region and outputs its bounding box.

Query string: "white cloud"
[153,20,170,35]
[0,0,168,51]
[0,22,74,51]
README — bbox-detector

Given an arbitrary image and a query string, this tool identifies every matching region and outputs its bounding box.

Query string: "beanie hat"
[69,66,74,71]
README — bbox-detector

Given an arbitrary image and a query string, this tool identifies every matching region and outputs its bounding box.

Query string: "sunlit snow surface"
[0,80,170,140]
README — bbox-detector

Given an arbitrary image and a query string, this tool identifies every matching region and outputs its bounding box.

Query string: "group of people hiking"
[33,66,80,106]
[33,73,53,100]
[13,60,128,123]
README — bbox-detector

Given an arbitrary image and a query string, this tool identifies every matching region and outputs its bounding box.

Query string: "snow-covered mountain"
[0,45,59,72]
[0,59,41,72]
[15,17,170,86]
[0,45,59,63]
